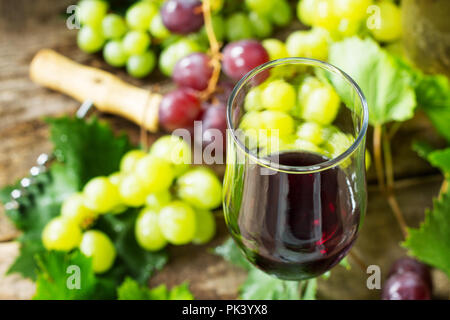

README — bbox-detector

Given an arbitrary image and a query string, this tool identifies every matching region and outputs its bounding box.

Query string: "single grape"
[239,111,263,131]
[225,13,253,42]
[42,217,82,251]
[337,18,361,38]
[323,131,353,159]
[172,53,213,91]
[77,0,108,27]
[298,79,340,125]
[245,0,275,16]
[61,193,96,226]
[369,1,402,42]
[159,88,202,131]
[119,173,148,207]
[244,86,263,112]
[222,40,269,81]
[261,80,296,112]
[298,76,323,104]
[120,149,147,173]
[176,167,222,210]
[269,0,292,27]
[82,176,120,213]
[192,210,216,244]
[160,0,204,34]
[102,14,127,39]
[260,110,295,136]
[313,0,340,31]
[297,0,317,26]
[77,25,105,53]
[108,171,122,186]
[135,208,168,251]
[262,38,288,61]
[146,190,172,210]
[388,258,432,290]
[103,40,128,67]
[158,201,196,245]
[382,272,431,300]
[200,102,227,152]
[286,28,329,61]
[334,0,372,22]
[127,51,156,78]
[150,135,192,176]
[122,30,151,55]
[79,230,116,273]
[149,13,171,39]
[135,155,175,193]
[248,12,272,39]
[159,39,201,76]
[296,122,324,145]
[126,1,158,31]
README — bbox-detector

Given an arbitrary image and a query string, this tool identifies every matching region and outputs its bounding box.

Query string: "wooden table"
[0,0,448,299]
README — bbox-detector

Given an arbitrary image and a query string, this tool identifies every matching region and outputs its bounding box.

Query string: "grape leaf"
[328,37,416,126]
[301,279,317,300]
[213,237,252,270]
[117,277,194,300]
[403,189,450,277]
[428,148,450,177]
[95,211,168,285]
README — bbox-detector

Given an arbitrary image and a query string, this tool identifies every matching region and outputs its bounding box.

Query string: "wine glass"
[223,58,369,280]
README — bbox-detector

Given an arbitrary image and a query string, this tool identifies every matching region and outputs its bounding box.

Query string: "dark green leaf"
[428,148,450,177]
[117,277,194,300]
[213,237,252,270]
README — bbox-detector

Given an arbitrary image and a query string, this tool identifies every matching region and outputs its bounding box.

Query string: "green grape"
[61,193,96,226]
[257,132,296,156]
[119,174,148,207]
[192,210,216,245]
[269,0,292,27]
[297,0,317,26]
[248,12,272,39]
[298,76,322,103]
[102,14,127,39]
[146,190,172,210]
[127,51,156,78]
[262,38,288,61]
[159,39,201,76]
[103,40,128,67]
[108,172,122,186]
[369,1,402,42]
[294,139,324,154]
[83,177,120,213]
[150,135,191,177]
[135,155,175,193]
[126,1,158,31]
[42,217,82,251]
[323,131,353,158]
[337,18,361,38]
[261,80,296,112]
[296,122,324,145]
[199,14,225,42]
[176,167,222,210]
[77,0,108,27]
[120,149,147,173]
[158,201,196,245]
[286,28,329,61]
[260,110,295,136]
[300,84,341,125]
[245,0,275,16]
[122,30,151,55]
[313,0,340,31]
[209,0,224,13]
[244,87,264,112]
[135,208,167,251]
[79,230,116,273]
[149,13,171,39]
[77,25,105,53]
[334,0,372,21]
[225,13,253,42]
[240,111,263,131]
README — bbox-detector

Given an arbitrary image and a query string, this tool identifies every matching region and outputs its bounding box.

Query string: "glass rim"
[226,57,369,174]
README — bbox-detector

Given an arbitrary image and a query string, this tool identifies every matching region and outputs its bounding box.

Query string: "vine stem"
[348,250,368,272]
[200,0,221,100]
[373,125,386,192]
[382,129,408,239]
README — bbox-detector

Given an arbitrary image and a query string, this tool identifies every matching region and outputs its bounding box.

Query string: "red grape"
[388,258,432,289]
[159,88,202,131]
[160,0,204,35]
[382,272,431,300]
[222,40,269,81]
[199,101,227,152]
[172,53,213,91]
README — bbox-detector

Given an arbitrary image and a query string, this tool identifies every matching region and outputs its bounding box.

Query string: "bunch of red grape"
[382,257,432,300]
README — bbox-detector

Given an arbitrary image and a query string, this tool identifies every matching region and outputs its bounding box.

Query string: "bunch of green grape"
[74,0,293,78]
[239,73,371,168]
[42,135,222,273]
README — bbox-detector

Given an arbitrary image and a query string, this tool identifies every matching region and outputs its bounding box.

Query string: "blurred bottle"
[402,0,450,77]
